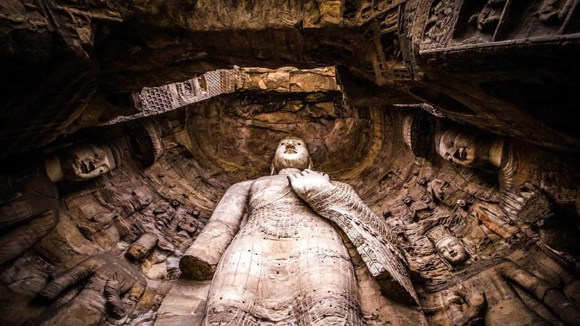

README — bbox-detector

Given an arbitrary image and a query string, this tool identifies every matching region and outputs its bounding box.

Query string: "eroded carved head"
[271,137,312,174]
[61,143,118,181]
[435,129,490,167]
[436,236,471,266]
[434,126,506,169]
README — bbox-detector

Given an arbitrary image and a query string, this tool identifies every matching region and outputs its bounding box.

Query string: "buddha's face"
[436,236,470,266]
[436,129,488,167]
[272,137,311,172]
[62,144,116,181]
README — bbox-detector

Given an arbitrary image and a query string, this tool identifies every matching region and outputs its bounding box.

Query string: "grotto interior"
[1,1,580,325]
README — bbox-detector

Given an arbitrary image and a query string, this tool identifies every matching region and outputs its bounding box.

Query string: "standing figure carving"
[428,227,580,325]
[180,137,416,325]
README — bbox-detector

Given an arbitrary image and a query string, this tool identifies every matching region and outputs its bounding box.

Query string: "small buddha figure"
[434,234,473,269]
[427,226,580,325]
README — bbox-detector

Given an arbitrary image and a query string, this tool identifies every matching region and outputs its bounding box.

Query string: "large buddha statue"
[180,137,416,325]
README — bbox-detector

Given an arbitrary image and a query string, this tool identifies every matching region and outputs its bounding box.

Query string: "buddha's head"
[271,136,312,174]
[435,128,493,168]
[61,143,118,181]
[47,143,119,182]
[436,236,471,267]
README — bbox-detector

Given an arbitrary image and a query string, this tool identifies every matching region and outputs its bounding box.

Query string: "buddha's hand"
[39,253,146,322]
[288,169,334,199]
[445,289,487,326]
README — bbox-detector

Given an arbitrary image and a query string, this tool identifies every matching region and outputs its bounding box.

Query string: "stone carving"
[433,125,580,274]
[428,228,580,325]
[105,68,243,125]
[125,233,158,263]
[434,127,504,169]
[503,183,580,271]
[471,202,519,241]
[469,0,507,34]
[0,0,132,61]
[45,143,119,183]
[129,119,165,167]
[0,143,118,266]
[37,252,146,325]
[422,0,460,49]
[538,0,575,25]
[0,161,59,266]
[427,226,474,269]
[394,103,446,118]
[442,288,487,326]
[180,136,416,324]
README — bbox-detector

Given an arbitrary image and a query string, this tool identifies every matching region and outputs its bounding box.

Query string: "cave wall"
[1,83,580,324]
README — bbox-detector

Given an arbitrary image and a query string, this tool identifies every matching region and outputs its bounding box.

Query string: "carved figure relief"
[468,0,507,34]
[0,161,59,266]
[37,252,146,325]
[434,124,580,274]
[427,227,580,325]
[422,0,461,49]
[0,142,119,267]
[538,0,576,25]
[447,0,579,45]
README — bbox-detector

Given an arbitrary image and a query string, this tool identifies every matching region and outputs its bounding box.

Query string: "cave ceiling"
[1,0,580,158]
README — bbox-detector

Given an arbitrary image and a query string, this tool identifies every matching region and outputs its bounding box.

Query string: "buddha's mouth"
[284,148,297,154]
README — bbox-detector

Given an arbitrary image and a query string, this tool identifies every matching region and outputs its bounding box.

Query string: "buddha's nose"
[452,148,461,159]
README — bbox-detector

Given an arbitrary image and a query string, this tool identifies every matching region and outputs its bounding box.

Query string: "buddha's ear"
[307,158,313,170]
[270,161,276,176]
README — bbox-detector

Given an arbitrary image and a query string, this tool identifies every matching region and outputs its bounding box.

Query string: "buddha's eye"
[298,142,302,145]
[280,142,285,146]
[449,141,454,146]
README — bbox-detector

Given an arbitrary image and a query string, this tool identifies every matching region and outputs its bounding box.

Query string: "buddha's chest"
[244,175,333,238]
